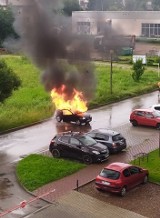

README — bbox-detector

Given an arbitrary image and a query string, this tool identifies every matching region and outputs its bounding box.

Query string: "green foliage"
[0,7,17,47]
[0,59,21,102]
[63,0,82,16]
[132,59,145,82]
[16,154,85,191]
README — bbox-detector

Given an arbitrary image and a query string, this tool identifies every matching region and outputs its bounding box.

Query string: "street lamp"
[110,50,113,95]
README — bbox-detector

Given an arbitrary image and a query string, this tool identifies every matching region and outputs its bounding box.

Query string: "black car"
[86,128,127,154]
[49,131,109,164]
[55,109,92,125]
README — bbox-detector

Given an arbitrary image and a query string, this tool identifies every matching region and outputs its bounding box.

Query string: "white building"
[72,11,160,38]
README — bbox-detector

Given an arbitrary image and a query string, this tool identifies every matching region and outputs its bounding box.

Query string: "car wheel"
[56,116,62,122]
[143,175,148,184]
[83,155,92,164]
[156,123,160,129]
[120,186,127,197]
[51,149,61,158]
[96,187,103,192]
[76,120,81,126]
[132,120,138,126]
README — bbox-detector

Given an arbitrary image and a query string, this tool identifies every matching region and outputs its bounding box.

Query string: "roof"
[104,162,131,171]
[91,128,119,136]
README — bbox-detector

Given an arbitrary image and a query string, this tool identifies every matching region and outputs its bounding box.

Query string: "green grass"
[0,55,54,132]
[0,55,159,132]
[131,149,160,184]
[16,154,86,191]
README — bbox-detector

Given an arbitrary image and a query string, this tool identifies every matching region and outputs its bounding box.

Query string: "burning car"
[55,109,92,125]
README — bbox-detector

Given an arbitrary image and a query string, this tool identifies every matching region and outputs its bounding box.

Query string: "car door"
[128,166,143,188]
[143,112,156,127]
[68,137,83,160]
[58,136,71,157]
[135,111,146,125]
[62,110,73,122]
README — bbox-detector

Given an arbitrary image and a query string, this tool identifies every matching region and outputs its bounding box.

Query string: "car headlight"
[92,151,100,155]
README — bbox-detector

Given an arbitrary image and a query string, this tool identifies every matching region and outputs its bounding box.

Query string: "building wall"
[72,11,160,37]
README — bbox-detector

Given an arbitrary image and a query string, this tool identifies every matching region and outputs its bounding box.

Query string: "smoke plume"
[11,0,96,100]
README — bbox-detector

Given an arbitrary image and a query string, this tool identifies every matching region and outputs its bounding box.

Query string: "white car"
[150,104,160,111]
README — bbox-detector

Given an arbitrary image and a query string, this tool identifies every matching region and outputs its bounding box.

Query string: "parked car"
[95,162,149,196]
[130,108,160,128]
[150,104,160,111]
[55,109,92,125]
[49,131,109,164]
[86,129,127,154]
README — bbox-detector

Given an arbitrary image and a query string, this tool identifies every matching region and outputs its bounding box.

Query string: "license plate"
[102,181,110,185]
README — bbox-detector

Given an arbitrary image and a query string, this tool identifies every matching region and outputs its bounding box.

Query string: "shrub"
[132,59,145,82]
[0,59,21,102]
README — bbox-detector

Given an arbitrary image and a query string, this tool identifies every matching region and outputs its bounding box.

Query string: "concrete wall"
[72,11,160,37]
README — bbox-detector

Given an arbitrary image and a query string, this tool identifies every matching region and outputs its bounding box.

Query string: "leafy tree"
[132,59,145,82]
[0,60,21,102]
[0,7,17,47]
[63,0,82,16]
[152,0,160,10]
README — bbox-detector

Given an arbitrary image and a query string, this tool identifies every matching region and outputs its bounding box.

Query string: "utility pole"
[110,50,113,94]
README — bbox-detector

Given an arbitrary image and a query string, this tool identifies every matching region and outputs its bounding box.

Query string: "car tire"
[120,186,127,197]
[156,123,160,129]
[132,120,138,127]
[143,175,148,184]
[96,187,103,192]
[51,149,61,158]
[83,155,92,164]
[56,116,62,122]
[76,120,81,126]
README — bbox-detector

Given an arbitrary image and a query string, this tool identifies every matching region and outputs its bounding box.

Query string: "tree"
[152,0,160,10]
[0,60,21,102]
[132,59,145,82]
[0,7,17,47]
[63,0,82,16]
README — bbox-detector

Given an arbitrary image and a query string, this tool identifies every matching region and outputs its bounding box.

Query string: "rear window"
[99,169,120,180]
[112,134,124,141]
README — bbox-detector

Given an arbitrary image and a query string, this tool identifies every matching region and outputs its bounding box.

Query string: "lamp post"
[110,50,113,95]
[159,127,160,157]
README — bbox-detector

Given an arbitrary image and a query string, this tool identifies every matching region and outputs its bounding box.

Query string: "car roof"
[104,162,131,172]
[133,108,154,112]
[90,128,119,136]
[58,131,85,137]
[151,104,160,108]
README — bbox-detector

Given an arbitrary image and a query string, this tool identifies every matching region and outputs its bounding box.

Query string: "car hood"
[90,142,108,152]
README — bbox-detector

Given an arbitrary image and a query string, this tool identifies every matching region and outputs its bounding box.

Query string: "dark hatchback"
[55,109,92,126]
[86,129,127,154]
[49,131,109,164]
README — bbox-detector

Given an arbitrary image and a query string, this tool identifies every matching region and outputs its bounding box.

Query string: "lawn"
[16,154,86,191]
[0,55,159,132]
[131,149,160,184]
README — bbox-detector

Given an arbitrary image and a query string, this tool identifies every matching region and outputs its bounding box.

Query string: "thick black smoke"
[12,0,96,100]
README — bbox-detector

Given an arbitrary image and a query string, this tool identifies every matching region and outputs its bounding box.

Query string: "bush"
[0,59,21,102]
[132,59,145,82]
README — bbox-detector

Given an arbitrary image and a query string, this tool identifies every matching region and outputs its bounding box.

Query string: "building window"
[142,23,160,38]
[77,22,90,34]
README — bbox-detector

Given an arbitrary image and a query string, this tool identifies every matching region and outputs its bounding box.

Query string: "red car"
[95,162,149,196]
[130,108,160,128]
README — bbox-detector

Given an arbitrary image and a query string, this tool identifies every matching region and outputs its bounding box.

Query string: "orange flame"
[51,85,88,113]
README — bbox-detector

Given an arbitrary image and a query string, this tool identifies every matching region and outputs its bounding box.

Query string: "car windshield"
[153,110,160,117]
[112,134,123,141]
[99,169,120,180]
[79,135,96,146]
